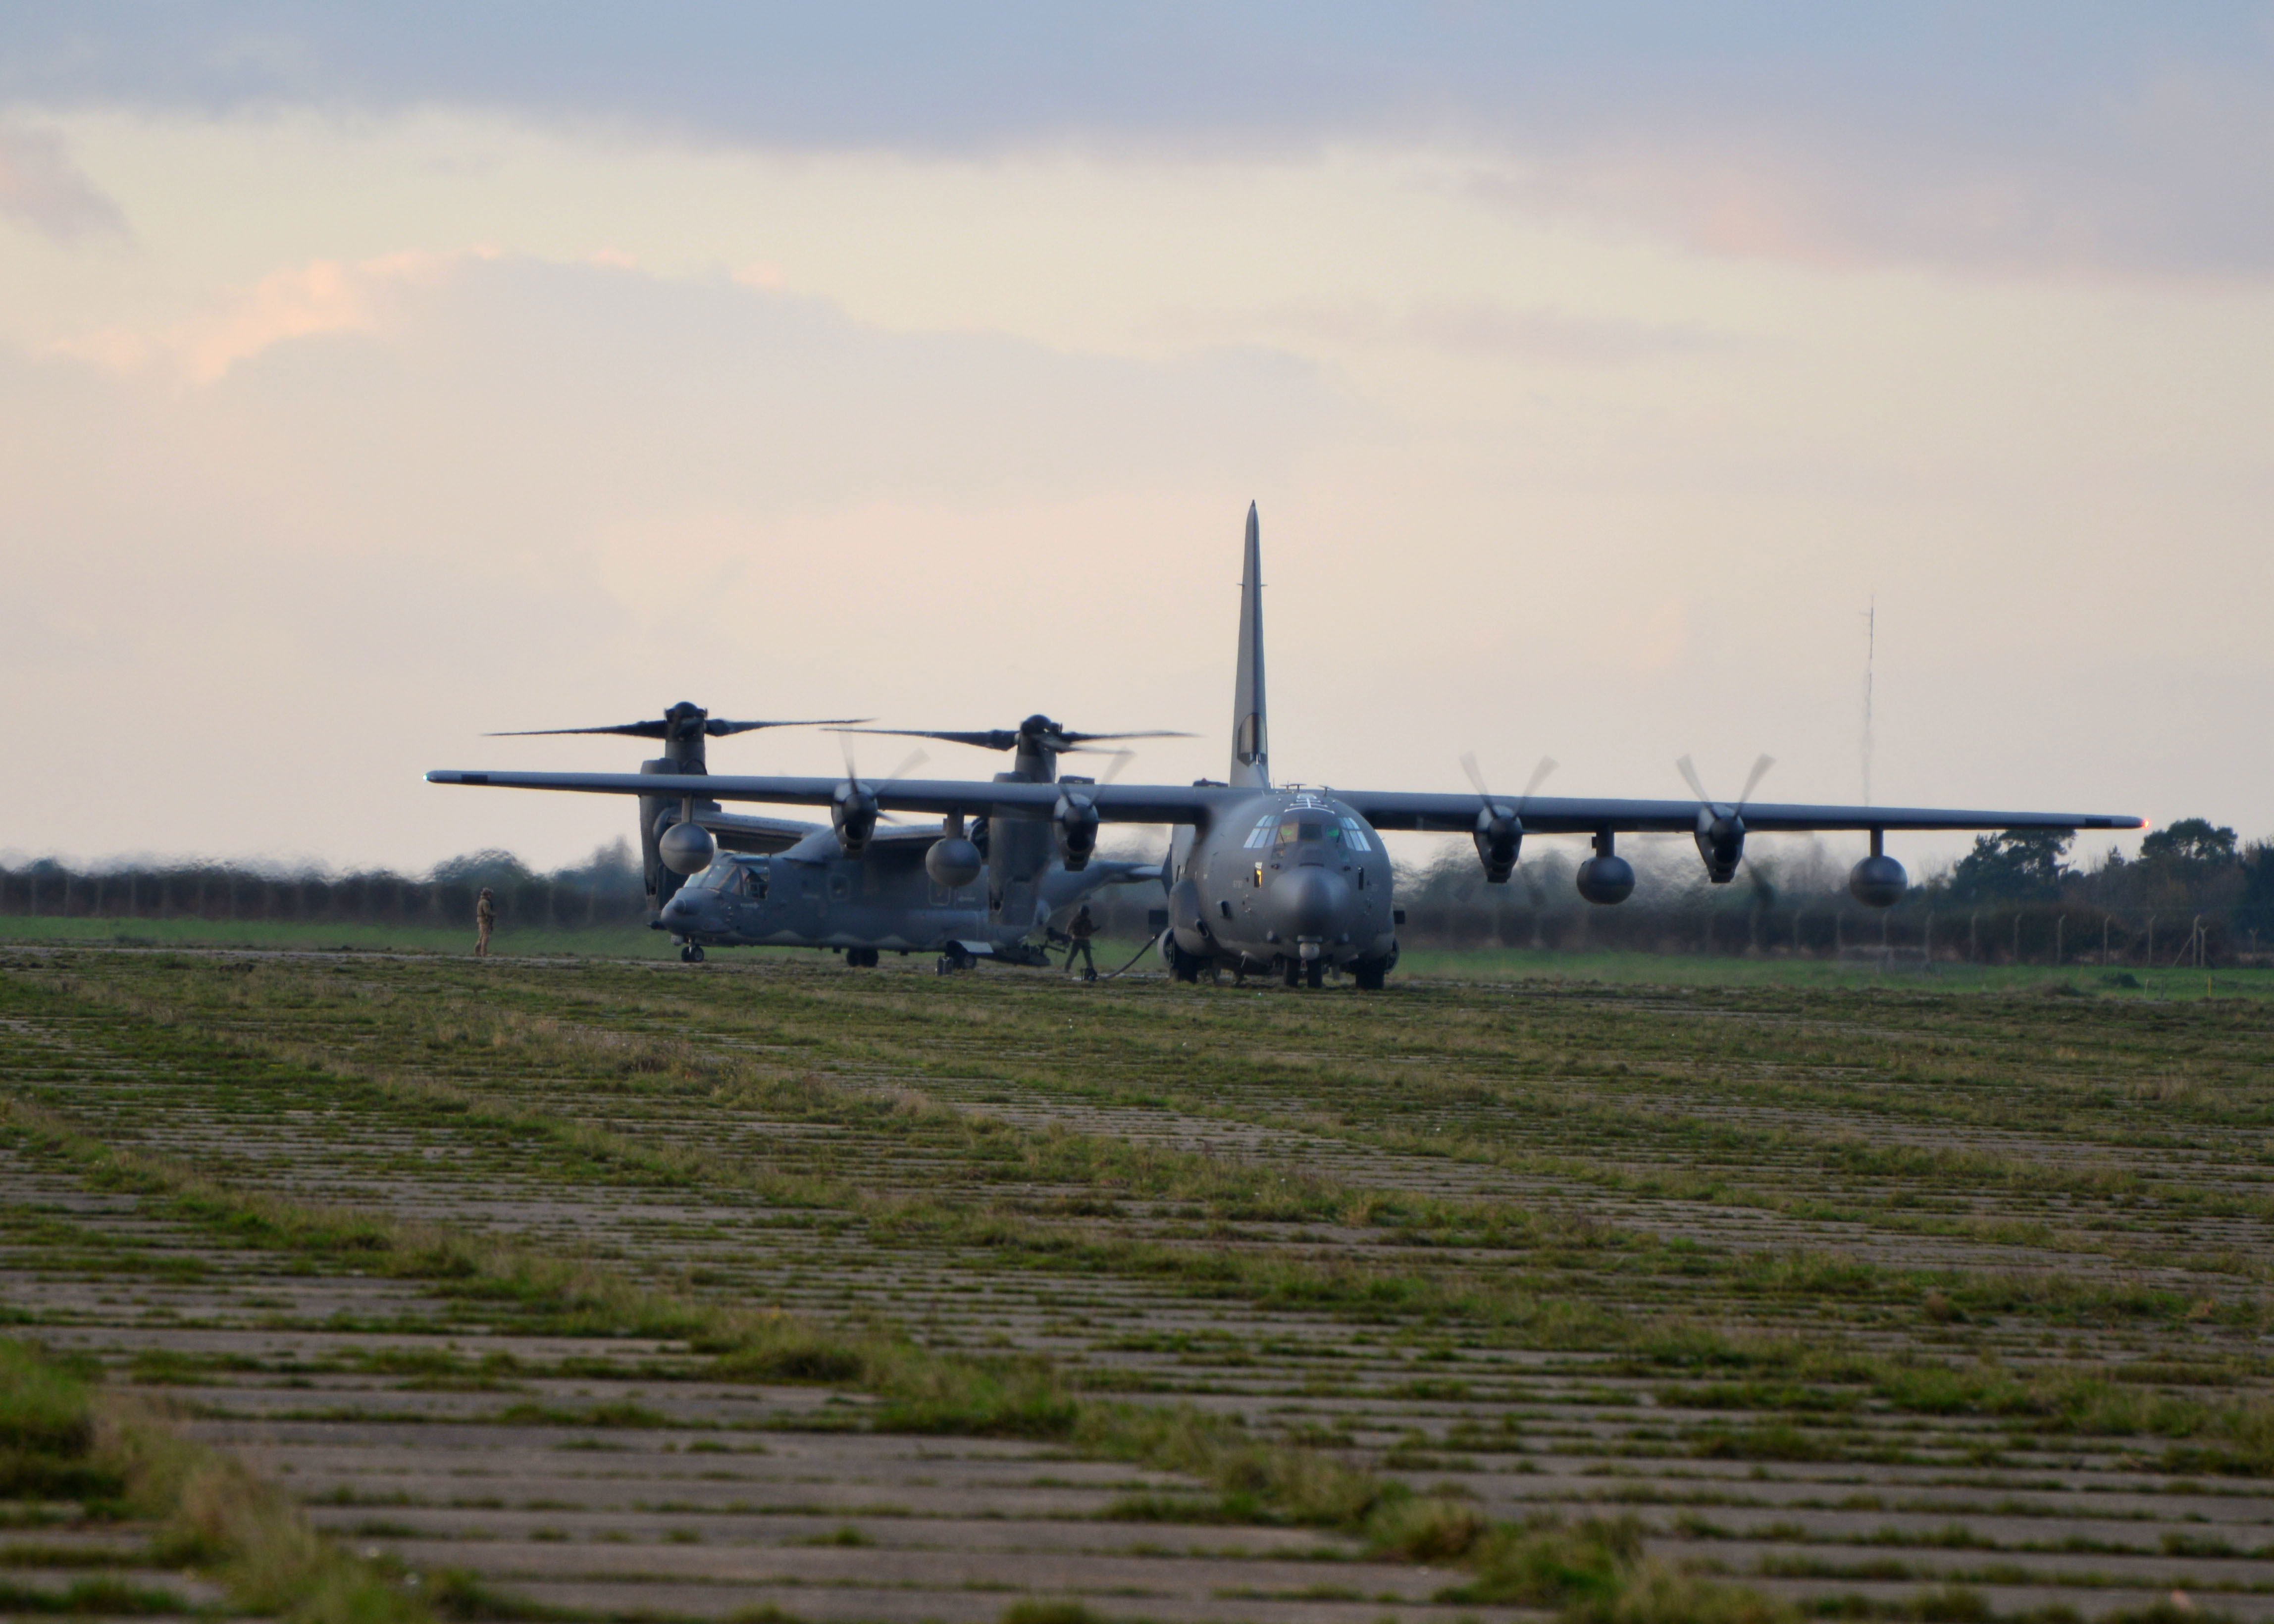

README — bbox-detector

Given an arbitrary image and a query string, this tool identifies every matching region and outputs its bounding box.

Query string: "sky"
[2,3,2269,879]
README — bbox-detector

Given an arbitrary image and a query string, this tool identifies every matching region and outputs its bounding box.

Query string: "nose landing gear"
[678,943,705,964]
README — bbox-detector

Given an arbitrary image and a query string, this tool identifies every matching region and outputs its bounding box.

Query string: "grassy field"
[3,942,2272,1622]
[3,912,2261,999]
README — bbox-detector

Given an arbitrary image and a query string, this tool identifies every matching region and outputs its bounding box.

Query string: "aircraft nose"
[1268,864,1351,940]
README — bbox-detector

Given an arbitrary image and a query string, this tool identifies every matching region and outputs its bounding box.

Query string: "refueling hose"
[1097,937,1160,982]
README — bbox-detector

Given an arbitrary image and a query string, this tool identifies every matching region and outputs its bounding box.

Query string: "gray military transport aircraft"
[431,504,2143,988]
[487,702,1172,967]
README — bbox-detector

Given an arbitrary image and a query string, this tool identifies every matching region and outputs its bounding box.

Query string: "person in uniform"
[1065,903,1097,980]
[474,887,497,958]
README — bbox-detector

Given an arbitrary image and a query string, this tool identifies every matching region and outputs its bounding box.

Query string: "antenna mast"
[1861,592,1876,807]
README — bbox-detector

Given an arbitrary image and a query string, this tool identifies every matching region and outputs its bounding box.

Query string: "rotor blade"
[1097,749,1137,785]
[1738,754,1776,809]
[1058,730,1198,744]
[1459,751,1492,803]
[830,726,1019,752]
[1521,756,1560,806]
[485,723,670,739]
[1675,755,1712,805]
[708,717,873,736]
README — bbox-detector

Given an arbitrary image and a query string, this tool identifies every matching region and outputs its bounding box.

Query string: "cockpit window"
[1278,819,1337,844]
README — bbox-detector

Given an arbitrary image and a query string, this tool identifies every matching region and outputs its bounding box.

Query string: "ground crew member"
[1066,904,1096,980]
[474,887,496,957]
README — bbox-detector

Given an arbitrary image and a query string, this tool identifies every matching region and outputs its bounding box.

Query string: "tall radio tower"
[1861,593,1876,807]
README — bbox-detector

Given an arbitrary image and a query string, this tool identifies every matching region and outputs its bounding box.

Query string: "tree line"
[1372,819,2273,965]
[0,843,650,932]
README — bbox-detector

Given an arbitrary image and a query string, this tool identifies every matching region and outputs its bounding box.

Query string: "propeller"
[1676,753,1773,884]
[832,738,929,851]
[1459,754,1556,884]
[831,714,1192,757]
[491,700,872,742]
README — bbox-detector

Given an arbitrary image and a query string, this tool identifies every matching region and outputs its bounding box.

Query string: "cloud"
[53,248,473,381]
[0,252,1346,867]
[0,122,127,241]
[1161,298,1715,368]
[3,6,2272,275]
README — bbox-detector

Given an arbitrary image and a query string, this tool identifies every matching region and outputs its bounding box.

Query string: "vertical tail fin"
[1230,502,1270,789]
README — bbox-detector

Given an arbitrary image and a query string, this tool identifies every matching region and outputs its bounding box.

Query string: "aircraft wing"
[429,769,2140,838]
[1338,792,2144,836]
[693,808,825,854]
[427,770,1245,825]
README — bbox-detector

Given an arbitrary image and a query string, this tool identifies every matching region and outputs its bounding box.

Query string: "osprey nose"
[1269,864,1350,940]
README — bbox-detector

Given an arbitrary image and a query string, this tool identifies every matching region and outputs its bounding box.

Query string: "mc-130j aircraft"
[431,505,2142,987]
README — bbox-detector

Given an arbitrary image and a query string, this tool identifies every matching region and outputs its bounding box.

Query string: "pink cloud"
[53,248,489,383]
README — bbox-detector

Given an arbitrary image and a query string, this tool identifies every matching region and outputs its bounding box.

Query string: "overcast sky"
[2,4,2268,876]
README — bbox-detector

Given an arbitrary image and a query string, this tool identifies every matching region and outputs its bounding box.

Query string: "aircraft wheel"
[1281,958,1300,988]
[1352,961,1387,991]
[1160,934,1201,983]
[934,955,953,975]
[680,944,705,964]
[1306,960,1325,990]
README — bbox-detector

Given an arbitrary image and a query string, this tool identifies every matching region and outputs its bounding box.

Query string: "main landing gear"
[934,945,976,975]
[844,947,879,968]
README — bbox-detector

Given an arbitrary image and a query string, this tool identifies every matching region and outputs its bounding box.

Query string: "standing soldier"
[474,887,497,958]
[1065,903,1097,981]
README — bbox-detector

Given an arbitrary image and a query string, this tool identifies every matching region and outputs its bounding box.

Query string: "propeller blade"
[832,726,1020,752]
[1675,754,1712,805]
[486,722,670,739]
[707,716,873,736]
[1459,751,1492,803]
[1058,729,1197,744]
[1097,749,1137,785]
[1738,753,1776,808]
[836,724,1193,752]
[1520,756,1559,806]
[884,747,930,784]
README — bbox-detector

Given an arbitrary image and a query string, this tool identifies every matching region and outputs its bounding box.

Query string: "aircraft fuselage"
[1165,789,1396,981]
[659,828,1140,965]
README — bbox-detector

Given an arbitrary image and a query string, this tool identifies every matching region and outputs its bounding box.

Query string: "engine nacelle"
[1054,792,1099,870]
[1849,853,1907,909]
[1694,806,1745,884]
[657,818,716,876]
[1576,854,1636,905]
[832,781,880,855]
[925,835,983,889]
[1473,804,1522,884]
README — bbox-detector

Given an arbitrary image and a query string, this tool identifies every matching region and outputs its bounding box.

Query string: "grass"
[1393,944,2274,998]
[0,1336,427,1622]
[3,943,2272,1621]
[0,913,671,957]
